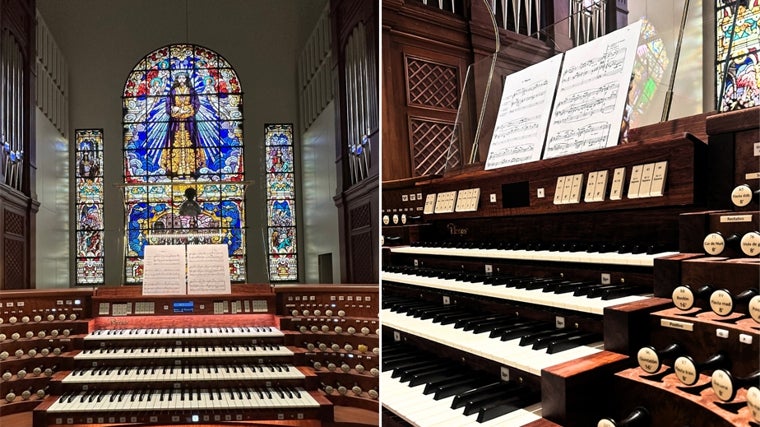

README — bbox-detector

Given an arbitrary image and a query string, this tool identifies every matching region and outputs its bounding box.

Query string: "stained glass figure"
[716,0,760,111]
[75,129,105,284]
[266,124,298,281]
[122,44,247,283]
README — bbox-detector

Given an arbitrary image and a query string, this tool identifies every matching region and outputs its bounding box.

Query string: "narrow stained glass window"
[716,0,760,111]
[122,44,246,283]
[266,124,298,281]
[75,129,105,285]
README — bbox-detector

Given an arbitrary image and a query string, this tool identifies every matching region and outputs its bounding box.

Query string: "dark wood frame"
[0,0,37,290]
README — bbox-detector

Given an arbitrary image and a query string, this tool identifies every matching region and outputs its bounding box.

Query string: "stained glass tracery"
[266,124,298,281]
[75,129,105,285]
[122,44,246,283]
[716,0,760,111]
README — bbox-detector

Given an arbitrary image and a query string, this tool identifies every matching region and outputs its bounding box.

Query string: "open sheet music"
[142,243,231,295]
[142,245,187,295]
[187,244,231,295]
[485,54,563,170]
[543,20,643,159]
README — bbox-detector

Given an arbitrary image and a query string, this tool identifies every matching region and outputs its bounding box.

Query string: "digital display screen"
[173,301,194,313]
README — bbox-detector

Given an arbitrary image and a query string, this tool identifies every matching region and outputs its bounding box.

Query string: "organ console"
[383,81,759,427]
[0,283,378,426]
[381,110,723,426]
[597,107,760,426]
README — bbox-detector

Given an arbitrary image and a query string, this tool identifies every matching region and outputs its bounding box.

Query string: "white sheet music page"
[187,244,231,295]
[142,244,187,295]
[485,54,563,170]
[543,20,643,159]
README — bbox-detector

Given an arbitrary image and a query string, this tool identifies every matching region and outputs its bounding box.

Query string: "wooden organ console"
[0,283,378,426]
[381,110,758,426]
[597,107,760,427]
[0,289,93,418]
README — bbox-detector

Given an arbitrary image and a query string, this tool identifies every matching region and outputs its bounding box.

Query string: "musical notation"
[142,245,186,295]
[544,20,643,159]
[551,83,618,125]
[546,121,611,153]
[187,244,231,294]
[558,42,628,90]
[486,54,563,170]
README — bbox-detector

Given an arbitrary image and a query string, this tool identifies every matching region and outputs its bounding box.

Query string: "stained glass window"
[629,20,669,128]
[122,44,246,283]
[266,124,298,281]
[75,129,105,285]
[716,0,760,111]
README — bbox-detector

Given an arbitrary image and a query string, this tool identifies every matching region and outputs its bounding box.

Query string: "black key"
[531,330,583,349]
[548,332,600,354]
[500,323,551,341]
[519,329,566,346]
[422,374,471,395]
[601,285,646,300]
[434,380,483,401]
[488,320,542,338]
[451,382,511,409]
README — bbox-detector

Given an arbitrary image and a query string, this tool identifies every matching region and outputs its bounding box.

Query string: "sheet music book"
[543,20,643,159]
[485,54,564,170]
[142,243,231,295]
[142,245,187,295]
[187,244,231,295]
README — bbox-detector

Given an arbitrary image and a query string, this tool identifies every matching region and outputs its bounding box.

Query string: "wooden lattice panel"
[4,238,24,286]
[4,209,24,235]
[405,56,458,110]
[350,203,372,230]
[410,118,459,176]
[350,231,374,283]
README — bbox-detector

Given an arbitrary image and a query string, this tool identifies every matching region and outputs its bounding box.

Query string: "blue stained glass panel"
[716,0,760,111]
[266,146,294,173]
[75,129,105,285]
[77,178,103,203]
[268,199,295,227]
[267,173,295,199]
[265,124,297,281]
[77,203,103,230]
[123,44,247,283]
[269,227,296,254]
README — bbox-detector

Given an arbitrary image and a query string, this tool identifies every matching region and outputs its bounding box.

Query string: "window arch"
[122,44,246,283]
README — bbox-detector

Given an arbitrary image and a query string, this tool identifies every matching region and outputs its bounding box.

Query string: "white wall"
[301,101,340,283]
[36,0,334,286]
[35,110,70,289]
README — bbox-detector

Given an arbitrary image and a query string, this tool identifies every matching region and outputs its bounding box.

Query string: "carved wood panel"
[408,117,458,176]
[405,56,459,111]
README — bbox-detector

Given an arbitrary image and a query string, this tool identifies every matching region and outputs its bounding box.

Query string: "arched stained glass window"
[266,124,298,281]
[122,44,246,284]
[75,129,104,285]
[716,0,760,111]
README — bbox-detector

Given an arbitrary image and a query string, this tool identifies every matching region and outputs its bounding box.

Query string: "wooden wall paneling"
[334,176,378,284]
[381,0,471,181]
